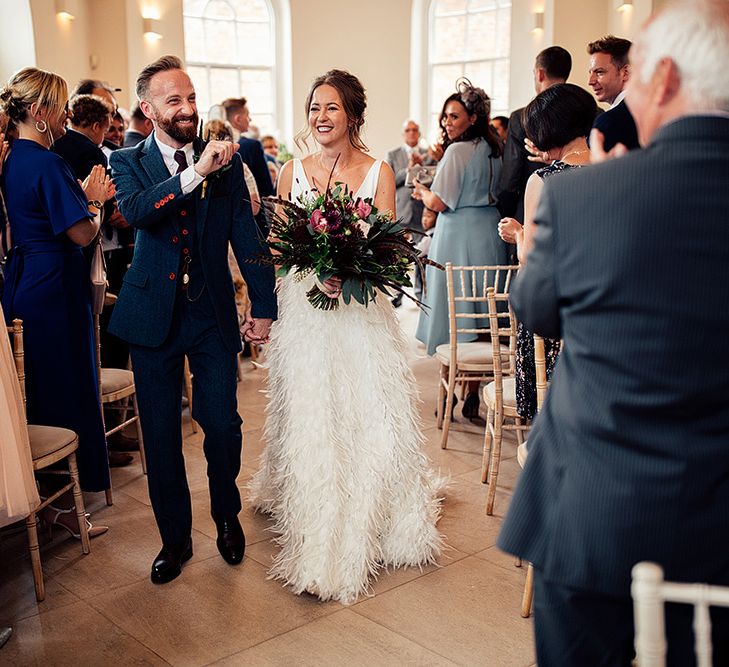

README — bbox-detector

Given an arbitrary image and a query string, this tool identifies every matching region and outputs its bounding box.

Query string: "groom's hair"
[136,55,184,101]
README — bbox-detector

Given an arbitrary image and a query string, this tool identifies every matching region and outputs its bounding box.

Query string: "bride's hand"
[322,276,342,298]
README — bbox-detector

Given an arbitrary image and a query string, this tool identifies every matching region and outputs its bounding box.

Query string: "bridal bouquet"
[259,178,441,311]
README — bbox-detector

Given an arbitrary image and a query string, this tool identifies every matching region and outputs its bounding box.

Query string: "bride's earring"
[35,119,48,133]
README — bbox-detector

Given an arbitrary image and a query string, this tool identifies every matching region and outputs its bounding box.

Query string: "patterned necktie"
[173,149,187,174]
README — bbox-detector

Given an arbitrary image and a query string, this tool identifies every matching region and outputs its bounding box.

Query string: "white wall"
[0,0,36,82]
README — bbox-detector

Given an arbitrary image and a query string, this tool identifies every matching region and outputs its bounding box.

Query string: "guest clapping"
[414,79,507,418]
[498,83,596,422]
[0,68,115,537]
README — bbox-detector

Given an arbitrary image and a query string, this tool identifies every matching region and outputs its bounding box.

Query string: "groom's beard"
[153,107,199,144]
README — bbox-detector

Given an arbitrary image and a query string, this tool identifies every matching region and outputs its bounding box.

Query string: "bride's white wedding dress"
[249,158,443,604]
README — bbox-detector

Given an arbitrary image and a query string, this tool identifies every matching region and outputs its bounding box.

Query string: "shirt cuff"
[180,165,205,195]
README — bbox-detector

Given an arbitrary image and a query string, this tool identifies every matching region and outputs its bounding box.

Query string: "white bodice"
[290,158,382,201]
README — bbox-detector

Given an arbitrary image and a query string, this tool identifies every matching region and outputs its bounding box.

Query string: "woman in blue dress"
[414,79,508,417]
[1,67,115,536]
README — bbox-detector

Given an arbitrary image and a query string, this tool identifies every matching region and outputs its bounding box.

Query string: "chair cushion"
[483,377,518,408]
[434,341,507,366]
[101,368,135,395]
[27,424,77,460]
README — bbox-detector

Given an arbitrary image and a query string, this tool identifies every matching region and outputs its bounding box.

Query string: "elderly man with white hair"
[497,1,729,665]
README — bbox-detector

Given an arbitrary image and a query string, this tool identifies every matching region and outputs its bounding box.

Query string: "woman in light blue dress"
[414,79,508,416]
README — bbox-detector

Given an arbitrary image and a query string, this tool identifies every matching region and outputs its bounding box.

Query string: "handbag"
[90,232,107,315]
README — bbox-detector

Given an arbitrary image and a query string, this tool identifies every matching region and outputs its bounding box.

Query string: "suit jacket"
[591,99,639,152]
[495,108,542,220]
[237,137,274,198]
[498,116,729,596]
[52,128,107,180]
[108,134,277,352]
[385,145,429,230]
[123,130,147,148]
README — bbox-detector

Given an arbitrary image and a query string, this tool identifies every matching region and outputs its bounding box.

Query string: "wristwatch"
[88,199,103,211]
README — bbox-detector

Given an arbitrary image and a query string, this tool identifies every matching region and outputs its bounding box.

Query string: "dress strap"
[355,160,382,200]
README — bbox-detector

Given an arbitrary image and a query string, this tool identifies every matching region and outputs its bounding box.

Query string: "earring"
[35,119,48,133]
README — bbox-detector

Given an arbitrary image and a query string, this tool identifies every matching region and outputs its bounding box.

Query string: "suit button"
[183,247,189,255]
[180,209,187,217]
[154,202,161,209]
[169,272,176,281]
[172,235,179,244]
[182,228,189,236]
[169,193,175,200]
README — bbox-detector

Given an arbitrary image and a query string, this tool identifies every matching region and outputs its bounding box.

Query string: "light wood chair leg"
[481,404,493,483]
[521,563,534,618]
[105,487,113,506]
[68,452,91,554]
[440,367,458,449]
[120,395,130,426]
[25,513,44,601]
[133,394,147,475]
[515,416,524,445]
[184,357,198,434]
[436,364,446,430]
[486,408,503,515]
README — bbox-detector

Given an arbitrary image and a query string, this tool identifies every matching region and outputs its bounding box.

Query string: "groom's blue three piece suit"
[109,134,276,549]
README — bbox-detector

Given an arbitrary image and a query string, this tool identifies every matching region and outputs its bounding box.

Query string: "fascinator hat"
[456,77,491,118]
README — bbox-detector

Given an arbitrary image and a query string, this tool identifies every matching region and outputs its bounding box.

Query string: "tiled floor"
[0,302,536,666]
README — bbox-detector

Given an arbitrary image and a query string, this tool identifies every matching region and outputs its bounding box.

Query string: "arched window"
[426,0,511,139]
[183,0,277,133]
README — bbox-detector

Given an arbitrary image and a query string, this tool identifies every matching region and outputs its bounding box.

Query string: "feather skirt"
[249,273,443,604]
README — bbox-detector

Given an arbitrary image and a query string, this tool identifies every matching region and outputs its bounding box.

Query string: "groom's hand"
[243,317,273,344]
[194,140,237,177]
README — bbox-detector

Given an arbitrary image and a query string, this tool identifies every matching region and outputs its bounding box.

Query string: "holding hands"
[194,140,237,177]
[82,164,115,203]
[240,310,273,345]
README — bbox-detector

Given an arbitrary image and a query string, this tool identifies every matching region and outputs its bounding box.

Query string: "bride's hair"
[296,69,368,152]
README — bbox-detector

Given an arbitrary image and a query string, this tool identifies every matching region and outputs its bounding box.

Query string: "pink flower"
[356,199,372,220]
[310,208,328,233]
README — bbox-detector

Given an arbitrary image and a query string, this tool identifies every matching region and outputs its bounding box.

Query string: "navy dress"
[1,139,110,492]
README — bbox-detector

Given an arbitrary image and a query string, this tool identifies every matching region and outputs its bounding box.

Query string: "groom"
[109,55,276,584]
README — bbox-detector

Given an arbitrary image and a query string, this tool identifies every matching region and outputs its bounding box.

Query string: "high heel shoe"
[434,394,458,421]
[44,505,109,540]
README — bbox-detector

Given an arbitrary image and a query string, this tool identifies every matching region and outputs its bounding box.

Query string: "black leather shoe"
[214,516,245,565]
[150,539,193,584]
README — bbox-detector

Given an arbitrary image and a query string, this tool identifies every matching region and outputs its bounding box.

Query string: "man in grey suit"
[386,119,431,303]
[385,119,430,233]
[498,2,729,665]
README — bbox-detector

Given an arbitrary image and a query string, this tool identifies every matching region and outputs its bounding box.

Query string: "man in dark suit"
[587,35,640,152]
[109,56,277,584]
[496,46,572,221]
[124,102,153,148]
[222,97,274,229]
[498,2,729,664]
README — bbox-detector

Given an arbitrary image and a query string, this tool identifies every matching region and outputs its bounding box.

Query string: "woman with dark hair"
[414,78,508,418]
[250,69,443,605]
[498,82,596,420]
[0,67,115,537]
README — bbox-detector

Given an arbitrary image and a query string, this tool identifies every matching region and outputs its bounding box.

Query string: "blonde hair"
[0,67,68,126]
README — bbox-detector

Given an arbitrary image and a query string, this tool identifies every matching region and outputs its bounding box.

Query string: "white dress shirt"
[154,133,205,194]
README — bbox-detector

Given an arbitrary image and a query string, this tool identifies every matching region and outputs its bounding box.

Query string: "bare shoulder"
[276,159,295,197]
[377,159,395,186]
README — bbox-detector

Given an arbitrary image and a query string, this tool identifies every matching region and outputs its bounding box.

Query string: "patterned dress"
[515,160,580,420]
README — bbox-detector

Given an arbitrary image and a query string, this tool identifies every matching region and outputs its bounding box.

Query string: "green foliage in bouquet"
[257,166,442,311]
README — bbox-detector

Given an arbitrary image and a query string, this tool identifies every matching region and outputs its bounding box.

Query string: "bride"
[249,69,443,604]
